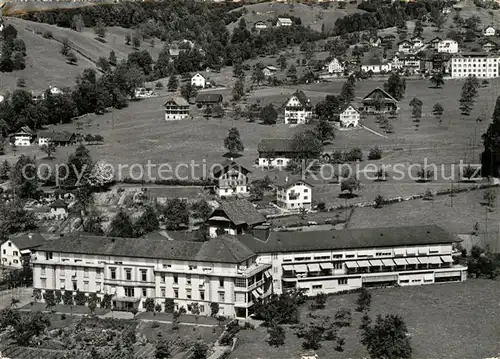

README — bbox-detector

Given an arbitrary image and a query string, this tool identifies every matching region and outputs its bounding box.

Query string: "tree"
[155,339,172,359]
[162,198,189,230]
[181,82,198,102]
[75,290,87,306]
[430,72,444,88]
[484,189,497,208]
[278,55,287,71]
[167,75,179,92]
[212,104,225,118]
[0,160,10,180]
[190,200,212,221]
[315,120,335,144]
[12,311,51,346]
[135,206,160,236]
[251,63,265,85]
[40,143,56,159]
[267,325,285,347]
[97,57,111,72]
[63,290,74,306]
[71,14,84,32]
[384,73,406,100]
[43,290,56,310]
[224,127,244,155]
[433,103,444,120]
[232,78,245,101]
[66,51,78,65]
[145,298,155,312]
[60,38,71,57]
[87,293,98,314]
[260,104,277,125]
[362,314,412,359]
[413,20,424,36]
[94,20,107,40]
[191,342,209,359]
[355,287,372,312]
[210,302,219,317]
[315,292,327,309]
[108,209,136,238]
[132,34,141,49]
[368,146,382,160]
[340,75,356,103]
[287,64,298,81]
[64,144,93,187]
[109,50,117,66]
[431,8,445,31]
[341,176,361,195]
[292,130,323,161]
[11,155,38,199]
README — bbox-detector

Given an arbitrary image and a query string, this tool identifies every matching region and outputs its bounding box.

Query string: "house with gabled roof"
[164,97,190,120]
[438,39,458,54]
[276,176,313,211]
[398,40,413,53]
[10,126,35,146]
[1,232,46,269]
[327,58,344,75]
[254,21,267,30]
[191,73,206,88]
[483,25,496,37]
[263,65,278,77]
[207,198,266,238]
[428,36,442,50]
[50,199,69,219]
[361,87,399,113]
[212,160,251,198]
[257,138,300,168]
[361,57,392,74]
[38,131,75,146]
[335,104,360,128]
[481,39,498,53]
[284,90,312,124]
[276,17,293,27]
[195,93,223,108]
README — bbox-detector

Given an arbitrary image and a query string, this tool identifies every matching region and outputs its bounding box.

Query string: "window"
[13,260,18,264]
[13,251,18,256]
[345,255,355,258]
[41,265,46,276]
[174,274,178,284]
[219,293,225,302]
[161,274,165,283]
[174,289,179,298]
[140,269,147,282]
[333,262,343,270]
[96,268,102,277]
[312,285,322,289]
[186,274,191,285]
[332,254,342,259]
[40,278,46,289]
[219,278,224,288]
[186,290,192,299]
[110,268,116,279]
[189,265,197,270]
[84,268,89,278]
[72,281,77,291]
[142,288,147,297]
[338,279,348,285]
[8,242,11,247]
[200,305,205,313]
[84,281,89,292]
[200,291,205,300]
[273,266,278,273]
[235,278,246,288]
[125,269,132,281]
[124,287,135,297]
[161,288,166,297]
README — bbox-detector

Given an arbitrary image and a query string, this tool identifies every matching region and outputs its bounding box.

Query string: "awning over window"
[428,256,442,264]
[406,248,417,255]
[418,257,430,264]
[282,264,294,271]
[369,259,383,267]
[20,249,31,255]
[418,248,428,254]
[394,248,406,256]
[393,258,408,266]
[382,259,395,266]
[345,261,359,268]
[264,270,271,278]
[294,264,307,272]
[114,297,140,303]
[356,260,371,267]
[405,257,419,265]
[307,263,320,272]
[320,262,333,270]
[440,255,453,263]
[251,290,260,300]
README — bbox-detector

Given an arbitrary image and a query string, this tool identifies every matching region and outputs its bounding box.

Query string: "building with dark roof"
[257,138,302,168]
[212,160,251,198]
[1,232,46,268]
[207,199,266,238]
[361,87,399,113]
[195,93,223,107]
[276,176,313,211]
[284,90,312,125]
[164,97,190,121]
[38,131,75,147]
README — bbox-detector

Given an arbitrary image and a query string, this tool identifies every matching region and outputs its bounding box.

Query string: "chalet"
[1,233,46,269]
[484,26,496,37]
[257,138,302,168]
[207,199,266,237]
[169,48,180,57]
[437,39,458,54]
[410,36,424,49]
[276,177,313,211]
[50,199,69,219]
[284,90,312,124]
[10,126,34,146]
[195,93,223,108]
[335,104,360,128]
[391,54,420,72]
[212,160,251,198]
[164,97,190,121]
[482,39,498,53]
[361,87,399,113]
[369,37,382,48]
[38,131,75,146]
[276,18,293,27]
[327,58,344,74]
[254,21,267,30]
[361,57,392,73]
[191,73,206,88]
[428,37,442,50]
[398,40,413,53]
[263,66,278,77]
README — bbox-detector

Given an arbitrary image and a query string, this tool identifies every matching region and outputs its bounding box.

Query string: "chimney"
[252,224,271,242]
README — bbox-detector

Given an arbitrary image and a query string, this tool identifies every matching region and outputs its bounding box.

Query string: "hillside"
[227,2,365,32]
[0,17,165,93]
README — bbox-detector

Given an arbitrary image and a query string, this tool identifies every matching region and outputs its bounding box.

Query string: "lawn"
[230,279,500,359]
[20,302,110,316]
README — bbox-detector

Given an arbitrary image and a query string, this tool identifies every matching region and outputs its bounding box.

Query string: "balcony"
[248,278,265,292]
[237,263,271,278]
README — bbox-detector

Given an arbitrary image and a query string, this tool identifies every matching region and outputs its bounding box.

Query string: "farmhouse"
[397,40,413,53]
[257,138,301,168]
[191,73,206,88]
[38,131,75,146]
[207,199,266,237]
[276,177,313,211]
[263,66,278,77]
[195,93,223,107]
[212,160,251,198]
[450,52,500,78]
[276,17,293,27]
[284,90,313,124]
[50,199,69,219]
[327,58,344,74]
[369,36,382,48]
[254,21,267,29]
[335,104,360,128]
[482,39,498,53]
[437,39,458,54]
[1,233,46,269]
[361,58,392,74]
[410,36,424,49]
[361,87,399,113]
[428,36,442,50]
[390,54,420,72]
[10,126,34,146]
[164,97,190,121]
[483,25,496,36]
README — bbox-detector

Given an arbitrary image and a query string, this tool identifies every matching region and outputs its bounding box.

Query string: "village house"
[254,21,267,30]
[207,199,266,237]
[257,138,302,168]
[191,73,206,88]
[397,40,413,53]
[437,39,459,54]
[195,93,223,108]
[50,199,69,219]
[48,86,63,95]
[164,97,190,121]
[390,54,420,72]
[284,90,313,124]
[263,65,278,77]
[276,17,293,27]
[1,233,46,269]
[327,58,344,74]
[10,126,35,146]
[482,39,498,53]
[38,131,75,146]
[361,87,399,113]
[483,25,496,37]
[212,160,251,198]
[410,36,424,49]
[450,52,500,78]
[369,36,382,48]
[428,36,442,50]
[361,58,392,74]
[335,104,360,128]
[276,177,313,211]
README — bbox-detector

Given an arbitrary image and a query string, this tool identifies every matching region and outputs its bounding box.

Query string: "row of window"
[2,249,19,256]
[311,279,348,289]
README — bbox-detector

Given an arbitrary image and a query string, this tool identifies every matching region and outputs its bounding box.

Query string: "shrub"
[368,146,382,160]
[42,31,53,39]
[374,195,385,208]
[155,81,164,88]
[345,148,363,162]
[164,299,175,313]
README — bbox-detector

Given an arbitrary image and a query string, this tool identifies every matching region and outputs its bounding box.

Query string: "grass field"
[231,279,500,359]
